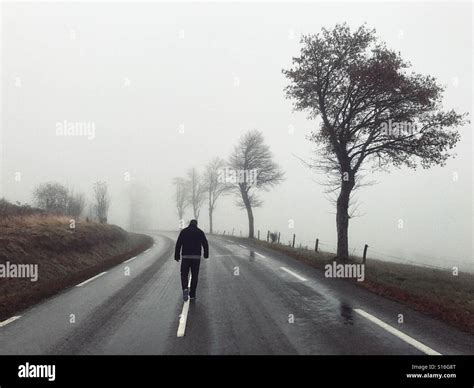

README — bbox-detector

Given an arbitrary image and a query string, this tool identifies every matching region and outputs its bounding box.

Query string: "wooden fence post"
[363,244,369,264]
[315,238,319,252]
[258,230,260,240]
[292,234,296,248]
[277,232,280,244]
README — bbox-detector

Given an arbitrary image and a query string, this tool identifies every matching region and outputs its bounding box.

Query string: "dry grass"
[243,239,474,335]
[0,214,70,227]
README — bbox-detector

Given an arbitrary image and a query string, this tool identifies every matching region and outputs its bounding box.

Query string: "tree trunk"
[209,205,213,234]
[336,179,354,260]
[241,190,254,238]
[246,205,254,238]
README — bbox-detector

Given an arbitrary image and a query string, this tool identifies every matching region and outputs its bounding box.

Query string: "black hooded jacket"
[175,224,209,260]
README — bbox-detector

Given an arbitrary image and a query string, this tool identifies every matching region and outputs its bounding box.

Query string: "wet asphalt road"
[0,232,473,355]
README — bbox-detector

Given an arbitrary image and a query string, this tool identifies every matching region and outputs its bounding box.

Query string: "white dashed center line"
[76,272,107,287]
[0,316,21,328]
[354,309,441,355]
[280,267,307,282]
[177,275,192,338]
[255,252,266,258]
[239,244,247,249]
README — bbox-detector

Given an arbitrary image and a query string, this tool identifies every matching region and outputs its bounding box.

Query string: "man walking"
[174,219,209,301]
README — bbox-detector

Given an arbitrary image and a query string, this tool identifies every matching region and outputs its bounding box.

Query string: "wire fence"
[215,227,474,273]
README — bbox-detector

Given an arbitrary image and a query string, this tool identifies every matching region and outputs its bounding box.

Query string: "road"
[0,232,473,355]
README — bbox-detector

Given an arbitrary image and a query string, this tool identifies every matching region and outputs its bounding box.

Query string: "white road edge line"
[354,309,441,355]
[0,316,21,328]
[255,252,266,258]
[145,248,151,253]
[75,272,107,287]
[177,276,192,338]
[238,244,247,249]
[280,267,307,282]
[124,256,137,264]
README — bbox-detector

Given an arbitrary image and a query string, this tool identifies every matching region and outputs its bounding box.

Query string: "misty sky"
[1,2,472,271]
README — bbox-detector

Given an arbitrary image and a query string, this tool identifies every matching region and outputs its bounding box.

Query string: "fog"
[1,2,472,271]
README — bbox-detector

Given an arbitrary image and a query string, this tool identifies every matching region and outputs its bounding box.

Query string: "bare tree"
[229,130,284,238]
[93,181,110,224]
[203,157,231,234]
[173,177,188,223]
[33,182,86,218]
[185,168,206,221]
[283,24,467,259]
[33,182,69,214]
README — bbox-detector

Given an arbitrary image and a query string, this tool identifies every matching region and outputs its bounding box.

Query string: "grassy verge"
[236,237,474,336]
[0,215,153,320]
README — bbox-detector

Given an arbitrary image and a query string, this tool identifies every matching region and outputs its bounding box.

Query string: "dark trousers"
[180,259,201,296]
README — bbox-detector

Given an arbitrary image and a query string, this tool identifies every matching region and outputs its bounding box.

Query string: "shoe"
[183,288,189,302]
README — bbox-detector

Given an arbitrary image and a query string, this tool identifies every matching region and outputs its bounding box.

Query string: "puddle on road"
[340,302,354,325]
[249,251,256,262]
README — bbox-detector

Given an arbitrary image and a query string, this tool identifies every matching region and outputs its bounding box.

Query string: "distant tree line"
[33,182,85,218]
[173,130,284,237]
[26,181,111,223]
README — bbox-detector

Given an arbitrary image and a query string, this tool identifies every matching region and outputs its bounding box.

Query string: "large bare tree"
[203,157,231,234]
[185,168,206,221]
[283,24,467,259]
[93,181,110,224]
[229,130,284,238]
